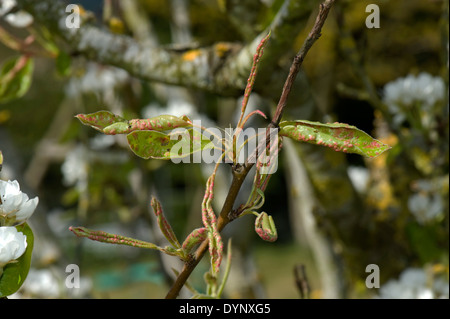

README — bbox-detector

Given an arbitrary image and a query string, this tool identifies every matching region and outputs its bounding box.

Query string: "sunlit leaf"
[75,110,126,132]
[279,120,391,158]
[76,111,193,135]
[126,115,192,133]
[126,128,215,160]
[0,223,34,298]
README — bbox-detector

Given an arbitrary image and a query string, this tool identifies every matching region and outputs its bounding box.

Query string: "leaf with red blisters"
[279,120,391,158]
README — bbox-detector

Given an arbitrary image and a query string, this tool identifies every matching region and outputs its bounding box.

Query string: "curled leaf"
[102,122,130,135]
[76,111,192,135]
[127,115,192,132]
[76,110,125,132]
[151,197,180,249]
[127,128,214,160]
[237,32,271,129]
[181,227,207,254]
[69,226,158,249]
[254,212,277,242]
[201,174,223,276]
[279,120,391,158]
[69,226,183,258]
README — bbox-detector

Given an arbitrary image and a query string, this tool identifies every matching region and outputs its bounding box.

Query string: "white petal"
[15,196,39,221]
[4,10,34,28]
[0,227,27,265]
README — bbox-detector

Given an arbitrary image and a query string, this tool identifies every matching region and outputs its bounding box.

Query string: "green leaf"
[69,226,158,249]
[76,110,126,132]
[126,128,215,160]
[76,111,193,135]
[69,226,185,259]
[55,50,72,77]
[406,223,443,263]
[0,56,34,104]
[126,115,192,133]
[0,223,34,298]
[182,227,207,254]
[279,120,391,158]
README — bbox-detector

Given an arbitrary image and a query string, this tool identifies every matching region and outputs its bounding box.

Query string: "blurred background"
[0,0,448,298]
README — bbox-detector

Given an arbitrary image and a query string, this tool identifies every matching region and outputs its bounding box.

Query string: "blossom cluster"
[378,267,449,299]
[382,72,445,129]
[0,179,38,273]
[383,72,445,112]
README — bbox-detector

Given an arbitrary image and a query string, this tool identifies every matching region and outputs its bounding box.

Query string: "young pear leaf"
[151,197,181,249]
[127,115,192,132]
[254,212,277,242]
[279,120,391,158]
[76,111,193,135]
[201,175,223,276]
[126,128,215,160]
[69,226,158,249]
[76,110,126,132]
[181,227,207,254]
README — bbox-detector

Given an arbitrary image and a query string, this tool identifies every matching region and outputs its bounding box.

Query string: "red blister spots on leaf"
[76,111,125,132]
[279,120,391,158]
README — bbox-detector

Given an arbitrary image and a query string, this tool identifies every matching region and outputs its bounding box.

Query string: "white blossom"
[0,226,27,269]
[4,10,33,28]
[0,179,38,226]
[142,99,215,128]
[0,0,33,28]
[378,267,449,299]
[89,134,116,150]
[383,72,445,113]
[408,192,443,225]
[65,62,129,97]
[347,166,369,194]
[61,145,88,188]
[21,268,60,298]
[143,100,196,119]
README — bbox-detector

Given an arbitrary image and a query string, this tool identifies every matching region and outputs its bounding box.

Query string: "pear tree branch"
[18,0,314,98]
[165,0,337,299]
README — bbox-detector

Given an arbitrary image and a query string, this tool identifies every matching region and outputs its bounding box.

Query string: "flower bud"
[254,212,278,242]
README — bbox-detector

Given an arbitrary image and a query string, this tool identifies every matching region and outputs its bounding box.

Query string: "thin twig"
[271,0,336,126]
[165,0,336,299]
[294,264,311,299]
